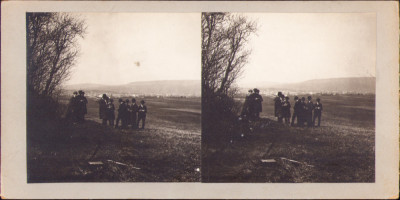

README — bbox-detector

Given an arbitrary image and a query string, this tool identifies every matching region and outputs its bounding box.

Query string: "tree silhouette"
[201,13,257,146]
[202,13,257,97]
[27,13,86,96]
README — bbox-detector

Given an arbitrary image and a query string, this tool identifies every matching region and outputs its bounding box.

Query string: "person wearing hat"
[99,94,109,125]
[115,98,127,129]
[313,98,323,127]
[305,96,314,127]
[131,98,139,129]
[282,96,291,124]
[252,88,263,119]
[291,96,301,126]
[274,92,284,123]
[76,90,88,123]
[137,100,147,129]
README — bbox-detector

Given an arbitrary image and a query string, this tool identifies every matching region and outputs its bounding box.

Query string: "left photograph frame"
[26,12,201,183]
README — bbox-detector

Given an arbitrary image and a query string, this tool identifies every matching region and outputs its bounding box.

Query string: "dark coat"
[241,94,252,115]
[293,100,302,113]
[274,96,283,117]
[67,95,78,113]
[77,95,88,115]
[99,98,108,119]
[117,102,128,117]
[252,93,263,112]
[314,102,323,115]
[282,100,291,117]
[106,102,115,119]
[131,103,139,117]
[138,104,147,117]
[305,100,314,115]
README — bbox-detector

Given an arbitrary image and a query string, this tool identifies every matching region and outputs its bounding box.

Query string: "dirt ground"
[27,97,201,182]
[202,94,375,182]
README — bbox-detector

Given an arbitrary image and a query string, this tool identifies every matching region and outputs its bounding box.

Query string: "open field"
[27,96,201,182]
[202,94,375,182]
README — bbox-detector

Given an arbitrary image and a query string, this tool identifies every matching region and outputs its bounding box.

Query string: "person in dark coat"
[125,99,131,126]
[76,90,88,123]
[252,88,263,119]
[131,98,139,129]
[282,96,291,124]
[66,91,78,122]
[241,89,253,116]
[115,98,127,129]
[274,92,284,123]
[106,98,115,126]
[305,96,314,127]
[291,96,301,126]
[298,97,306,127]
[313,98,323,127]
[137,100,147,129]
[99,94,108,125]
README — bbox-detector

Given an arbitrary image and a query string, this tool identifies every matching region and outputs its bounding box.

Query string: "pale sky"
[238,13,376,85]
[66,13,375,86]
[66,13,200,85]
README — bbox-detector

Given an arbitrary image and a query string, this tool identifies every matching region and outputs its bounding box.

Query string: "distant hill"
[63,80,201,96]
[244,77,376,94]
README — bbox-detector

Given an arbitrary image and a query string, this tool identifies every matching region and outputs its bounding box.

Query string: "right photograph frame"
[201,12,376,183]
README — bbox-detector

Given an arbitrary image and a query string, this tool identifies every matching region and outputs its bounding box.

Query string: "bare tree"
[27,13,86,96]
[202,13,257,96]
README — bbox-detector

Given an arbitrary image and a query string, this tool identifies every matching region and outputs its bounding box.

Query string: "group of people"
[241,88,264,120]
[66,90,88,123]
[274,91,323,127]
[99,94,147,129]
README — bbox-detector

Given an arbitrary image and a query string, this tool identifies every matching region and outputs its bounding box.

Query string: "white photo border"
[1,1,398,199]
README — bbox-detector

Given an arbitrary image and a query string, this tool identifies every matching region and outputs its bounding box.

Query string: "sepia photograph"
[201,12,376,182]
[1,1,398,199]
[26,12,201,182]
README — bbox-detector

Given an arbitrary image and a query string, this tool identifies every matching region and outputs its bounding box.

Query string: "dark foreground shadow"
[201,117,375,183]
[27,119,201,182]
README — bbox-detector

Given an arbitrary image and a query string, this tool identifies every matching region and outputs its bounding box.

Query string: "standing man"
[274,92,284,123]
[99,94,108,125]
[106,98,115,127]
[131,98,139,129]
[125,99,132,127]
[299,97,306,127]
[115,98,127,129]
[252,88,263,119]
[241,89,253,116]
[282,96,291,124]
[305,96,314,127]
[76,90,88,123]
[313,98,323,127]
[291,96,301,126]
[66,91,78,122]
[137,100,147,130]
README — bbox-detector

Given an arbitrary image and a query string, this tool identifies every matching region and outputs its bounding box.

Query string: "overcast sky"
[66,12,375,86]
[238,13,376,85]
[66,13,200,85]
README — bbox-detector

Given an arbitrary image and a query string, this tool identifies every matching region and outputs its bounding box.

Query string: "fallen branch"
[107,160,141,170]
[280,157,314,167]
